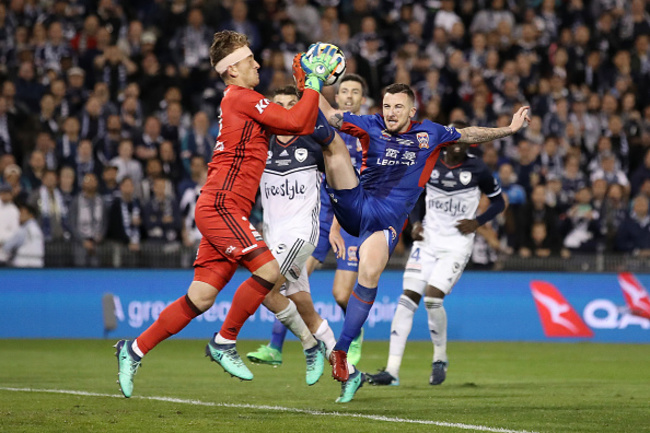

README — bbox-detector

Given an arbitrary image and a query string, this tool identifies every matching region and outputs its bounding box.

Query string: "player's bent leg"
[321,133,359,191]
[424,285,448,385]
[332,233,388,381]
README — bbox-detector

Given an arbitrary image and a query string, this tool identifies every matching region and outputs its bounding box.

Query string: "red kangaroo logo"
[618,273,650,320]
[530,281,594,338]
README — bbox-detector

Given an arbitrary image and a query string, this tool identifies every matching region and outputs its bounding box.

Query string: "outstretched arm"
[457,106,531,144]
[319,94,344,129]
[261,89,320,135]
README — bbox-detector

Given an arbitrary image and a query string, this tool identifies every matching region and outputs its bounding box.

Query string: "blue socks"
[334,283,377,352]
[269,317,288,351]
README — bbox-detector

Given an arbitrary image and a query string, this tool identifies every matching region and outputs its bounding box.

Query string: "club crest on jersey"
[295,148,308,162]
[459,171,472,185]
[417,132,429,149]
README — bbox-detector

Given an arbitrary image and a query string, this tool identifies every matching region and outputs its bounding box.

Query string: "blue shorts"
[325,183,406,255]
[312,192,361,271]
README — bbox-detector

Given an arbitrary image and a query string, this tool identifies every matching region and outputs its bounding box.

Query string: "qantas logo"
[531,274,650,338]
[530,281,594,338]
[618,273,650,319]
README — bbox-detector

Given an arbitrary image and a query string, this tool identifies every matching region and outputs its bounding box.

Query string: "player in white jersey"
[249,75,368,367]
[366,121,505,386]
[247,85,338,373]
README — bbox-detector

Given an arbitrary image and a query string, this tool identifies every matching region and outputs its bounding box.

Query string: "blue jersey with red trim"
[341,112,461,212]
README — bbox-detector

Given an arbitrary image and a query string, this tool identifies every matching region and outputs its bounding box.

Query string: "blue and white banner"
[0,269,648,342]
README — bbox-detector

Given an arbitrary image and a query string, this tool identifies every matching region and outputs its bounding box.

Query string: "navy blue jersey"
[341,112,461,212]
[422,154,502,251]
[326,113,461,251]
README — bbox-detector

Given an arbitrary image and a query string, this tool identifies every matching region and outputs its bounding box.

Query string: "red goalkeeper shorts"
[193,190,275,289]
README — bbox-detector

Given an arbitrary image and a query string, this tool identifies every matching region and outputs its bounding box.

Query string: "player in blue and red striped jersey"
[311,77,530,402]
[113,34,343,398]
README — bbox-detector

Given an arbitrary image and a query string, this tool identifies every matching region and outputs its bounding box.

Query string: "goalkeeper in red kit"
[114,31,344,398]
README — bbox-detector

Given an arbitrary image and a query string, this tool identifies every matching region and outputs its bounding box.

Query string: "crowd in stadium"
[0,0,650,268]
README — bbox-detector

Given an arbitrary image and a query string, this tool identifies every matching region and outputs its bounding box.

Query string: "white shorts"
[268,236,315,282]
[402,241,470,295]
[280,263,310,296]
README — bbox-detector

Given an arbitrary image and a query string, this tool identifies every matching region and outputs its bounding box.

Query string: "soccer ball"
[305,43,347,86]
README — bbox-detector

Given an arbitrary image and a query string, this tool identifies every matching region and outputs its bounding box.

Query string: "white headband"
[215,46,254,75]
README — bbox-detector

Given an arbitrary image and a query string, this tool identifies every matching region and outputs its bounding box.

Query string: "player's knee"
[332,289,350,307]
[254,260,282,284]
[426,285,446,299]
[357,266,382,287]
[187,281,219,312]
[403,289,421,305]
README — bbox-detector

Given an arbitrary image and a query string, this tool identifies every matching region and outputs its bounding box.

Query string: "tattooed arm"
[319,94,345,129]
[457,106,531,144]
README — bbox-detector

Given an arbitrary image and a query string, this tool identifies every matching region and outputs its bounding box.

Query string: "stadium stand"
[0,0,649,270]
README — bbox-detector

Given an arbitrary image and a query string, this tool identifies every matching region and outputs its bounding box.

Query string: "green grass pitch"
[1,339,649,433]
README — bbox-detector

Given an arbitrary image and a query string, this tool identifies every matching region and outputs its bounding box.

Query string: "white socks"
[385,294,418,378]
[214,333,236,345]
[276,299,317,350]
[131,340,144,358]
[424,296,447,363]
[313,319,336,358]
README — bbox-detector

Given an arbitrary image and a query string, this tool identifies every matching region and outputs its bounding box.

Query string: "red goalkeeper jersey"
[203,85,319,204]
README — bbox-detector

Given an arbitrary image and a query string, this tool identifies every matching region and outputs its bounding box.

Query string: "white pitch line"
[0,387,538,433]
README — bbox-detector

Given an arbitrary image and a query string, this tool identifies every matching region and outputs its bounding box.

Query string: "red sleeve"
[239,89,319,136]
